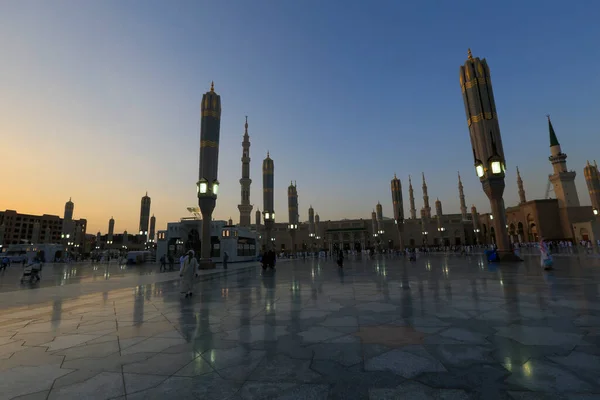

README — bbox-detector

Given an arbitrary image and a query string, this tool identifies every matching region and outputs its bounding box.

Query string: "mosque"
[156,51,600,259]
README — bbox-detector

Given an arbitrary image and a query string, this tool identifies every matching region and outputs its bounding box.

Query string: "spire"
[244,116,248,135]
[458,171,462,185]
[210,81,214,92]
[547,115,560,147]
[422,172,426,186]
[267,151,270,158]
[467,48,473,60]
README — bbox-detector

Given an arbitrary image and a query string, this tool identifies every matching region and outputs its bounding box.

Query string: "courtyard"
[1,253,600,399]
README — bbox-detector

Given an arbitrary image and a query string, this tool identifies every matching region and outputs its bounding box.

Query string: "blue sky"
[1,0,599,233]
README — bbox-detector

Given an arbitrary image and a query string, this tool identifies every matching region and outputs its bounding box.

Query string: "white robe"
[180,255,198,293]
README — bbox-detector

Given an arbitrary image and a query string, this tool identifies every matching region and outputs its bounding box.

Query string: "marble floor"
[1,254,600,399]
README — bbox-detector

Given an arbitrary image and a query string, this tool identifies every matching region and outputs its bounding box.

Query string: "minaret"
[288,181,299,252]
[262,152,275,249]
[139,192,151,239]
[228,217,233,226]
[149,215,156,242]
[422,173,431,219]
[108,217,114,244]
[238,116,253,227]
[123,230,128,247]
[391,174,404,249]
[460,49,514,258]
[96,232,101,249]
[255,208,261,228]
[517,167,527,204]
[408,175,417,219]
[308,205,315,237]
[584,161,600,213]
[458,172,468,220]
[548,116,580,208]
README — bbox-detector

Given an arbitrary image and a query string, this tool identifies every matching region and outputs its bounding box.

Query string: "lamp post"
[263,152,275,250]
[459,49,518,261]
[288,181,299,257]
[197,82,221,269]
[391,174,405,250]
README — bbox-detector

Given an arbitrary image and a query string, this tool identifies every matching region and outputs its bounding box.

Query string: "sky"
[1,1,600,234]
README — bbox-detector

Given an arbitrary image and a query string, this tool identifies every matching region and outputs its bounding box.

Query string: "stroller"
[21,260,42,283]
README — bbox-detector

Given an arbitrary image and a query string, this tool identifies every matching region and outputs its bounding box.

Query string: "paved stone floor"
[1,254,600,399]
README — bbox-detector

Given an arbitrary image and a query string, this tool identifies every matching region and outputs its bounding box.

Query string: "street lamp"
[460,49,517,260]
[197,82,221,269]
[438,227,446,232]
[594,208,599,216]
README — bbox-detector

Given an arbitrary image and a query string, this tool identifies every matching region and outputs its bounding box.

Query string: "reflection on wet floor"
[0,261,160,292]
[1,254,600,399]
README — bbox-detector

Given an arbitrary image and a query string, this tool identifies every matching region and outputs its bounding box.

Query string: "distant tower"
[408,175,417,219]
[255,208,261,227]
[584,161,600,213]
[547,116,580,208]
[315,213,320,239]
[458,172,468,220]
[308,205,315,237]
[517,167,527,204]
[288,181,299,251]
[149,215,156,242]
[238,117,253,227]
[263,152,275,248]
[96,232,101,249]
[123,230,128,246]
[228,217,233,226]
[421,173,431,219]
[108,217,115,244]
[139,192,151,238]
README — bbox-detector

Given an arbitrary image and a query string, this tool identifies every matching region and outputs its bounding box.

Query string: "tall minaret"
[517,167,527,204]
[408,175,417,219]
[108,217,114,244]
[64,198,74,221]
[149,215,156,242]
[548,116,580,208]
[584,161,600,213]
[308,205,315,237]
[458,172,468,220]
[238,116,253,227]
[263,152,275,248]
[422,173,431,219]
[139,192,151,238]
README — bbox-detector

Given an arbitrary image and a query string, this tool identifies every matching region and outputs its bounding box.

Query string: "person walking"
[223,252,229,269]
[159,255,166,272]
[179,250,199,298]
[539,238,553,270]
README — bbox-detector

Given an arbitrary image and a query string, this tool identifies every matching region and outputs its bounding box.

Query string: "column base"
[198,259,216,270]
[497,251,523,262]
